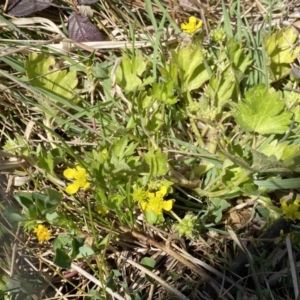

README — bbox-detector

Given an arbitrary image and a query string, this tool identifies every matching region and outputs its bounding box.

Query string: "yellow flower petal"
[147,191,155,200]
[33,225,41,234]
[188,16,197,23]
[163,200,174,211]
[64,168,76,179]
[83,182,90,191]
[180,16,203,34]
[141,201,147,211]
[64,166,90,194]
[75,166,86,176]
[281,198,300,221]
[157,186,167,197]
[66,182,80,194]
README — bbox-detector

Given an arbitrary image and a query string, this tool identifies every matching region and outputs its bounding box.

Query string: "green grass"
[1,0,300,299]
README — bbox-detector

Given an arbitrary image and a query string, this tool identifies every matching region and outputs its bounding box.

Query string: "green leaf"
[265,28,300,81]
[53,234,72,251]
[258,140,300,167]
[99,235,110,246]
[37,148,63,175]
[172,45,210,92]
[251,150,291,173]
[112,136,129,158]
[159,62,179,88]
[254,177,300,190]
[44,188,63,206]
[233,84,292,134]
[140,257,156,270]
[137,90,152,110]
[37,150,54,174]
[227,38,252,73]
[130,291,142,300]
[70,237,85,258]
[32,188,62,216]
[54,248,71,269]
[140,257,156,283]
[110,156,130,173]
[105,193,126,211]
[86,290,103,300]
[144,148,168,177]
[6,276,22,291]
[152,81,177,105]
[24,53,78,115]
[112,269,122,277]
[76,246,94,258]
[208,39,251,107]
[144,210,164,225]
[115,54,151,93]
[145,108,164,132]
[208,66,236,106]
[27,207,39,219]
[111,136,139,160]
[14,192,34,211]
[96,188,107,203]
[283,89,300,123]
[92,61,112,79]
[106,270,123,290]
[46,212,59,222]
[3,207,27,225]
[3,134,29,156]
[210,198,231,223]
[221,160,250,185]
[219,150,252,172]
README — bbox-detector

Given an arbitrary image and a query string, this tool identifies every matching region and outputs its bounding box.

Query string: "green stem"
[186,92,205,148]
[195,171,250,197]
[86,200,98,244]
[169,210,182,222]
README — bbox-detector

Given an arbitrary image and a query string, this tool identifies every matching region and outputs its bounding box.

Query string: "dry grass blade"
[286,235,300,299]
[0,37,64,57]
[0,160,26,170]
[119,225,209,278]
[120,256,190,300]
[227,228,264,298]
[178,247,237,287]
[0,152,26,171]
[0,37,178,56]
[0,17,65,36]
[41,257,126,300]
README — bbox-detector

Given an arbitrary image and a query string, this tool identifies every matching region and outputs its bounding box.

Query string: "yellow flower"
[141,186,174,215]
[181,16,203,34]
[34,224,51,243]
[281,199,300,221]
[63,166,90,194]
